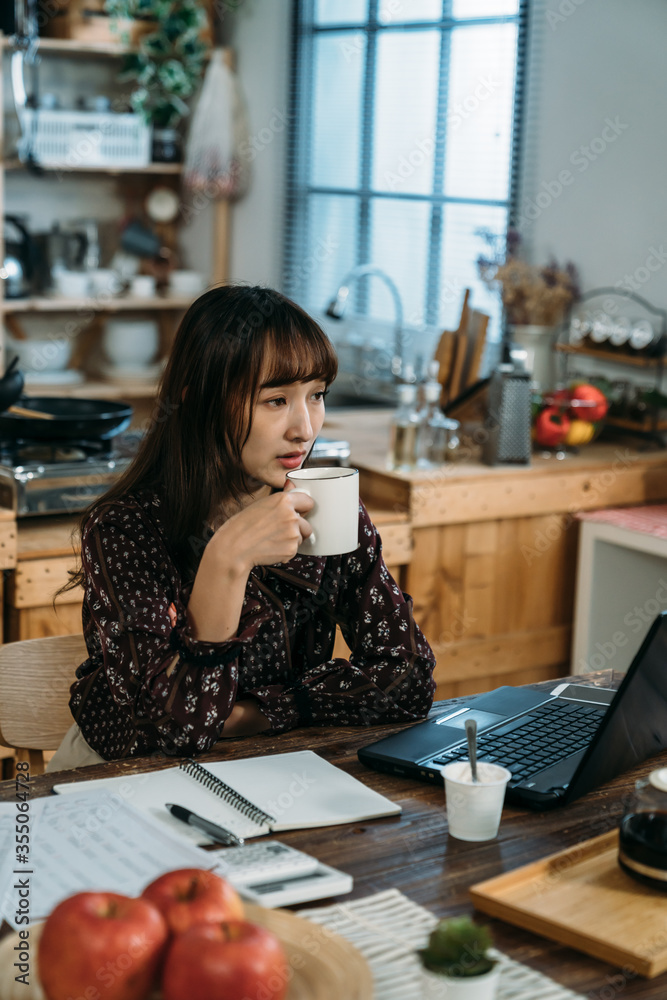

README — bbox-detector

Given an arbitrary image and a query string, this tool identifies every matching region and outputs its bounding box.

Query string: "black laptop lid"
[564,612,667,803]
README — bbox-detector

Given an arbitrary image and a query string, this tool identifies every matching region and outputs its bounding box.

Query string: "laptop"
[358,612,667,809]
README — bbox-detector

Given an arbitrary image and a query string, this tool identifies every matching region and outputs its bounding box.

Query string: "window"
[285,0,528,363]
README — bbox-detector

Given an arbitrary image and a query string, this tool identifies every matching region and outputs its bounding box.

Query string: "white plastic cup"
[442,761,511,842]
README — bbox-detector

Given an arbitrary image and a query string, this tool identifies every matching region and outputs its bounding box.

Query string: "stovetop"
[0,433,351,517]
[0,430,143,473]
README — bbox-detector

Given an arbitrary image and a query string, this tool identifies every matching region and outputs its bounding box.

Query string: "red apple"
[38,892,168,1000]
[534,406,570,447]
[141,868,244,936]
[569,383,608,421]
[162,920,289,1000]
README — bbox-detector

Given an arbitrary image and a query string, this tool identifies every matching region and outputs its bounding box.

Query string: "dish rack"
[18,110,151,168]
[555,287,667,444]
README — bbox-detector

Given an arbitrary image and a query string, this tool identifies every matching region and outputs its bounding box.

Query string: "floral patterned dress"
[70,490,436,760]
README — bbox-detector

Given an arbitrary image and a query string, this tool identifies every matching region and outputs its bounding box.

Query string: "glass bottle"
[388,383,420,472]
[618,767,667,891]
[417,378,461,468]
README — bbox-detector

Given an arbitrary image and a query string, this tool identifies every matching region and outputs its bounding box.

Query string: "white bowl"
[89,268,123,297]
[6,334,72,373]
[169,270,206,296]
[103,318,159,368]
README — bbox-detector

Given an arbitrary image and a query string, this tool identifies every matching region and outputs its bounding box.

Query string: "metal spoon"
[465,718,478,783]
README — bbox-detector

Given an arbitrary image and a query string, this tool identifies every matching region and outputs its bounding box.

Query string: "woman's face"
[240,376,328,491]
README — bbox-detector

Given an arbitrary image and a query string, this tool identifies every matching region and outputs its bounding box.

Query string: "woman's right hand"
[210,489,315,575]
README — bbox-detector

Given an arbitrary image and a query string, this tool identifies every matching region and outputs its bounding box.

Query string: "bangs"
[259,315,338,389]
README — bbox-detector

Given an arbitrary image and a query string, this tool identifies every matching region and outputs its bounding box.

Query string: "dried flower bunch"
[477,228,580,326]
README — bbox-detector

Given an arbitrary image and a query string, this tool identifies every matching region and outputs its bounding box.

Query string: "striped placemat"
[299,889,586,1000]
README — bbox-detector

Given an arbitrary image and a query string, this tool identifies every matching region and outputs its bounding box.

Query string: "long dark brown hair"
[62,285,338,589]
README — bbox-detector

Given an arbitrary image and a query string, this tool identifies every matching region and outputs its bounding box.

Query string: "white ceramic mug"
[169,270,205,296]
[89,268,122,297]
[54,269,90,298]
[130,275,157,298]
[286,467,359,557]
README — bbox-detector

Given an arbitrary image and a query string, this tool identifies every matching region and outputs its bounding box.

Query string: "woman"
[47,285,436,770]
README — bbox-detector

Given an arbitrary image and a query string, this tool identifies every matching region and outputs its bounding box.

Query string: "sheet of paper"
[0,792,214,929]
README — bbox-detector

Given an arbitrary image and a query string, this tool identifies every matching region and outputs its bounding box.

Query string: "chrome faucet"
[325,264,405,381]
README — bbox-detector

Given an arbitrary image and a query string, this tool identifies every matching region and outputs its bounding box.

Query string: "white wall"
[523,0,667,305]
[226,0,292,287]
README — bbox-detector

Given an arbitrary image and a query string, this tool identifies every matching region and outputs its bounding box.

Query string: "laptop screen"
[566,612,667,803]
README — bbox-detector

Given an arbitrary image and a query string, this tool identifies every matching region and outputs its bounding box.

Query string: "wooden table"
[2,672,665,998]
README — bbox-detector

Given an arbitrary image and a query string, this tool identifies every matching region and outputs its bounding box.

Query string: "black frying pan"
[0,397,133,442]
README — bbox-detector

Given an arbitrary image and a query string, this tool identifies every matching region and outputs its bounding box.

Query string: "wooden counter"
[2,505,412,646]
[4,414,667,701]
[323,408,667,697]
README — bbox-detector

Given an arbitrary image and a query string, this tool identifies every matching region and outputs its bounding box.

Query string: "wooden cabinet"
[5,508,413,649]
[323,408,667,699]
[4,516,80,642]
[5,410,667,704]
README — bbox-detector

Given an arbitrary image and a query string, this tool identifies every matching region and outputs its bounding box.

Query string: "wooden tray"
[470,829,667,978]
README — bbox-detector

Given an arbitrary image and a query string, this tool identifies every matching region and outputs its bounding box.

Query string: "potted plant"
[418,916,501,999]
[477,229,580,388]
[104,0,209,160]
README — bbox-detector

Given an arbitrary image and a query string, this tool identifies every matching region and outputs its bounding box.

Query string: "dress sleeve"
[249,502,436,731]
[80,504,255,756]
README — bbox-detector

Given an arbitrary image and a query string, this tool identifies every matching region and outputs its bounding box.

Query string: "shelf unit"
[555,342,663,369]
[556,289,667,442]
[0,31,230,404]
[3,296,195,312]
[4,159,183,175]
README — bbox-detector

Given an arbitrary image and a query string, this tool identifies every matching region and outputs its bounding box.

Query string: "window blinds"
[285,0,529,356]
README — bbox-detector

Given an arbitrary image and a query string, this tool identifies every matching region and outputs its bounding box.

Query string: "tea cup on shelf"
[53,269,90,298]
[130,275,157,299]
[169,270,206,296]
[89,269,123,298]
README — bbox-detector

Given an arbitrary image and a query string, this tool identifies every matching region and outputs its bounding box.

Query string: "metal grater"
[482,365,532,465]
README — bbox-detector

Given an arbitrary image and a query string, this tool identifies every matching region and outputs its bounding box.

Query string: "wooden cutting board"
[470,829,667,978]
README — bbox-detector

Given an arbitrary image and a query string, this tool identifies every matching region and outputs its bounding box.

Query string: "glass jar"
[618,768,667,890]
[152,128,182,163]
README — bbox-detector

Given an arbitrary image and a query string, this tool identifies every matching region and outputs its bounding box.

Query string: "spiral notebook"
[53,750,401,846]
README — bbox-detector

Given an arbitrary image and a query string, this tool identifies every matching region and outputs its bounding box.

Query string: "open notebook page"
[53,750,401,846]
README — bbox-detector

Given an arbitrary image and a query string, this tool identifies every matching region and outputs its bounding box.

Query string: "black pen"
[166,803,244,847]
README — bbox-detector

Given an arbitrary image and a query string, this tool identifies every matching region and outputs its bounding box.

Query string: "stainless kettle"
[2,215,34,298]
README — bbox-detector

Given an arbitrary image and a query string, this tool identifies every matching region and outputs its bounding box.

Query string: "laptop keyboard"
[432,700,607,786]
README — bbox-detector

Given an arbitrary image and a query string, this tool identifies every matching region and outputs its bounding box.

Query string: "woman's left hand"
[221,699,271,738]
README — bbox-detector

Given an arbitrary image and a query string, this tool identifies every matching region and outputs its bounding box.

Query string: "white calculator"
[209,840,353,908]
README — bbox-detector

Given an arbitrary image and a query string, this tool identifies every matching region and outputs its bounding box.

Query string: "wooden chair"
[0,634,87,774]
